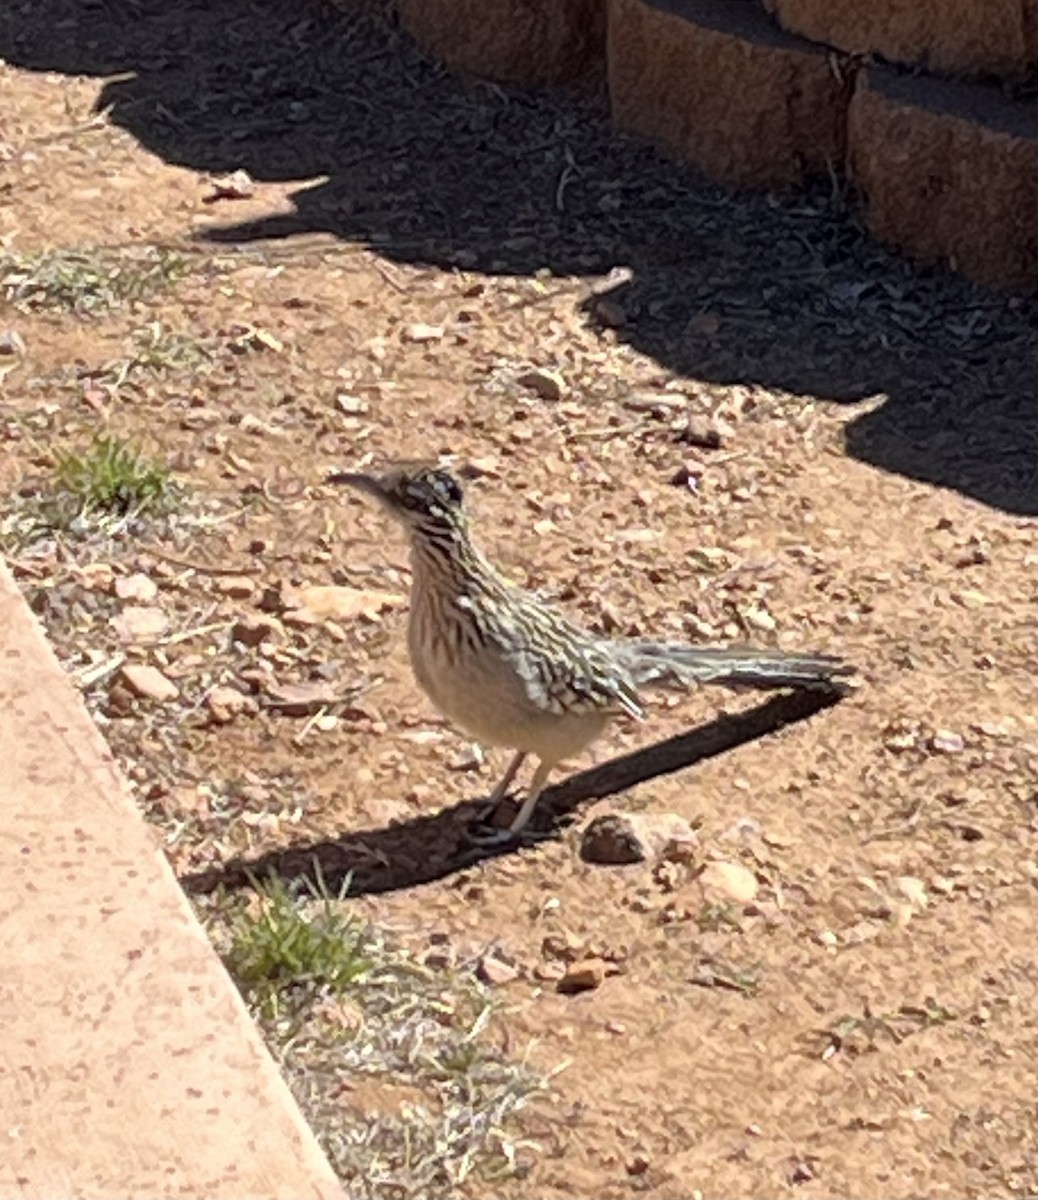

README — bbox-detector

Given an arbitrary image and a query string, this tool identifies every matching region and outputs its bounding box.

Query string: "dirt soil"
[1,2,1036,1198]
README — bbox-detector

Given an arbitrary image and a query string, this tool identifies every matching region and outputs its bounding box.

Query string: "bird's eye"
[439,472,463,506]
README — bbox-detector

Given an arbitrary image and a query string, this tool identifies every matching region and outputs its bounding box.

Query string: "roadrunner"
[328,463,853,845]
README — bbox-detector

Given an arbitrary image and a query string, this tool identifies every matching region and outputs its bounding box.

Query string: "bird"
[327,462,853,846]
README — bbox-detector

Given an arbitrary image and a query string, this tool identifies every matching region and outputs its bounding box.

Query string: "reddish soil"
[1,2,1035,1198]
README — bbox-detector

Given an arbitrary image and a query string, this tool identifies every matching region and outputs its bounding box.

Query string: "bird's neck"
[408,524,502,597]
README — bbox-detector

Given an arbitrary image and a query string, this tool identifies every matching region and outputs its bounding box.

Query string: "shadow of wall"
[2,0,1035,514]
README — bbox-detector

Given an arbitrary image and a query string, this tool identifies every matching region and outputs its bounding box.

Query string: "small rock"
[463,455,501,478]
[0,329,27,356]
[624,390,686,414]
[929,729,965,754]
[669,462,702,490]
[592,298,627,328]
[231,613,283,647]
[166,785,211,818]
[675,414,724,449]
[284,584,403,624]
[238,412,279,436]
[281,607,321,629]
[76,562,116,590]
[626,1155,651,1177]
[700,860,759,905]
[448,743,484,772]
[789,1159,815,1185]
[896,875,928,909]
[557,957,609,994]
[105,681,135,717]
[113,573,159,604]
[205,684,255,724]
[477,952,520,987]
[541,930,586,962]
[110,605,169,644]
[580,812,698,866]
[516,368,565,402]
[263,680,349,716]
[118,663,179,703]
[403,322,444,344]
[179,407,221,431]
[214,575,256,599]
[952,589,991,609]
[203,169,255,202]
[334,393,369,415]
[742,605,777,633]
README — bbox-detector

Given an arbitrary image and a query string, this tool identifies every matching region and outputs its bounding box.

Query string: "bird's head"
[327,462,467,541]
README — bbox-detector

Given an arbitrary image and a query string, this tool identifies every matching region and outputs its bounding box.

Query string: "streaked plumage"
[328,462,853,842]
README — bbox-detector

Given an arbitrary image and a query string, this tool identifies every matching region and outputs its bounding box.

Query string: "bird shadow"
[179,686,845,899]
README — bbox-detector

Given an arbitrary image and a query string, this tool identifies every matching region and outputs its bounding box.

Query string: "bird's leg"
[467,757,555,848]
[505,758,553,834]
[475,749,526,822]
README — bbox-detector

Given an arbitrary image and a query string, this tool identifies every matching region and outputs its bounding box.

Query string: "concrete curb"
[0,560,346,1199]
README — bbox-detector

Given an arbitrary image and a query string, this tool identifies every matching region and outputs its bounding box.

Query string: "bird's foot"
[463,818,553,850]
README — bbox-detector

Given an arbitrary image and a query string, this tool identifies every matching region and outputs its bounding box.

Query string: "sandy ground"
[1,2,1035,1197]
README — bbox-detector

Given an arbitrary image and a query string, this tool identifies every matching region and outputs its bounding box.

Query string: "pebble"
[0,329,27,356]
[110,605,169,644]
[592,298,627,328]
[580,811,698,866]
[263,680,347,716]
[669,462,702,490]
[205,684,256,724]
[285,584,403,624]
[896,875,928,909]
[541,930,586,962]
[230,613,283,647]
[118,663,179,703]
[929,729,965,754]
[516,368,565,402]
[623,391,686,414]
[203,169,255,201]
[558,957,609,994]
[477,951,520,986]
[700,860,759,905]
[113,573,159,604]
[179,407,221,431]
[675,413,724,449]
[403,322,444,344]
[215,575,256,599]
[334,393,369,415]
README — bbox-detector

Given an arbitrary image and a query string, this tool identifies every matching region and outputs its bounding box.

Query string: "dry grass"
[1,434,183,551]
[199,874,544,1198]
[0,245,191,314]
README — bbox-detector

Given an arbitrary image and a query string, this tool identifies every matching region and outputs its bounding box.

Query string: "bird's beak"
[326,470,385,502]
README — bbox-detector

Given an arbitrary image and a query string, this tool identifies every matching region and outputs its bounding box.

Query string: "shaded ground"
[2,0,1036,514]
[1,2,1036,1197]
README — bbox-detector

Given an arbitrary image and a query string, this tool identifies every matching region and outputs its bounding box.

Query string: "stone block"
[766,0,1038,79]
[397,0,605,86]
[848,69,1038,293]
[608,0,852,189]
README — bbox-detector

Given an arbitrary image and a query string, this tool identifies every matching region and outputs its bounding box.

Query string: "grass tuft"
[1,434,180,552]
[202,873,544,1198]
[54,434,175,519]
[0,246,189,314]
[225,872,371,1020]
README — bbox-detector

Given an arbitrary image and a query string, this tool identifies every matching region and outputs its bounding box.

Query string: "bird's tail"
[615,641,854,693]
